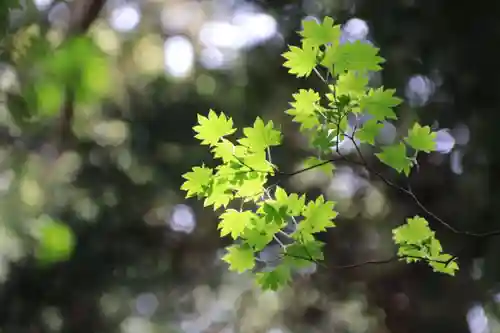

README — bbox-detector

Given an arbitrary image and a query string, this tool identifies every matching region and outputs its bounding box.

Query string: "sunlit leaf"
[222,244,255,273]
[282,44,318,78]
[300,17,341,48]
[193,110,236,146]
[360,88,402,121]
[406,123,437,153]
[238,117,281,152]
[375,142,412,175]
[256,264,291,290]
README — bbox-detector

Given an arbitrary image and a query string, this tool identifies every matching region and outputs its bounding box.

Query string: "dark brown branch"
[280,252,456,270]
[68,0,108,36]
[58,0,107,151]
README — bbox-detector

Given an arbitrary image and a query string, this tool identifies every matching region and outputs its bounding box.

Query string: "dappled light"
[405,75,435,107]
[434,129,455,154]
[467,304,489,333]
[164,36,195,78]
[170,204,196,234]
[135,292,159,317]
[34,0,53,10]
[48,2,70,28]
[343,18,369,41]
[108,4,141,33]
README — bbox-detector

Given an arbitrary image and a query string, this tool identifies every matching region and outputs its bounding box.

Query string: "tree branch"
[58,0,107,151]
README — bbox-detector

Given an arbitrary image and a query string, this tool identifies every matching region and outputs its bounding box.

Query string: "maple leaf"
[222,244,255,273]
[300,17,341,47]
[243,227,275,251]
[426,238,443,258]
[405,123,437,153]
[181,165,213,198]
[429,254,459,276]
[211,139,247,163]
[255,265,291,291]
[218,209,257,239]
[274,186,306,216]
[203,178,233,210]
[284,240,324,267]
[393,216,434,245]
[355,119,383,145]
[393,216,459,275]
[291,89,320,111]
[235,176,267,201]
[322,40,384,74]
[259,202,288,225]
[242,150,275,173]
[238,117,282,152]
[360,88,402,121]
[286,89,321,130]
[309,125,338,153]
[335,71,369,98]
[282,44,317,78]
[299,196,337,234]
[193,110,236,146]
[397,245,427,263]
[375,142,413,175]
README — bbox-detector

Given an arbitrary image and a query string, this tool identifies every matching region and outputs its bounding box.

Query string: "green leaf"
[218,209,257,239]
[181,165,213,198]
[397,245,427,263]
[393,216,458,276]
[300,17,341,48]
[193,110,236,146]
[393,216,434,245]
[303,156,334,177]
[375,142,412,175]
[322,40,384,74]
[282,45,318,78]
[309,125,338,153]
[355,119,383,145]
[242,150,275,173]
[299,195,337,234]
[428,237,443,257]
[360,88,402,121]
[291,89,321,111]
[274,186,305,216]
[286,89,321,130]
[259,202,288,225]
[334,71,369,98]
[256,265,291,290]
[222,244,255,273]
[204,178,233,210]
[429,254,459,276]
[238,117,282,152]
[235,176,267,201]
[211,140,248,163]
[284,240,324,267]
[405,123,437,153]
[243,227,274,251]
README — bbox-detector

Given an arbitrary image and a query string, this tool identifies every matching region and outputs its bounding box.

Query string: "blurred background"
[0,0,499,332]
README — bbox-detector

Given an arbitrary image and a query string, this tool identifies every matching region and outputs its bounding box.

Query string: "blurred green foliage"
[35,216,75,264]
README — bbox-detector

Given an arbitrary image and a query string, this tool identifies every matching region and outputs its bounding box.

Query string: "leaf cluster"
[181,17,457,290]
